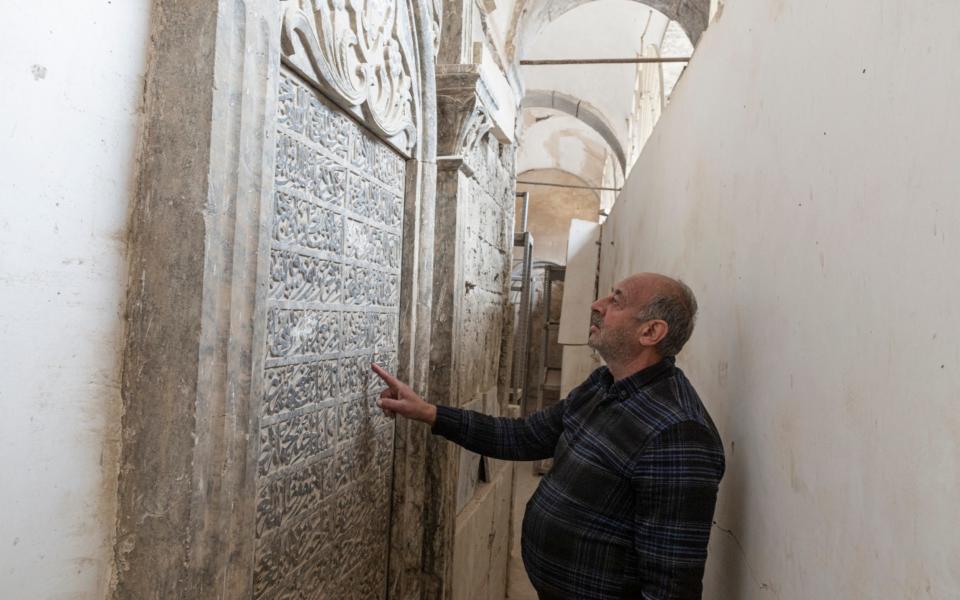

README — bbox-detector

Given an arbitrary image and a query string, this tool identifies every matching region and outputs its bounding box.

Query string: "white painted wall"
[517,111,610,186]
[0,3,150,598]
[600,0,960,596]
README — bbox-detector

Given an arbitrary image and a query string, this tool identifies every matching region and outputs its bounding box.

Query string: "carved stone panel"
[281,0,419,155]
[254,67,404,599]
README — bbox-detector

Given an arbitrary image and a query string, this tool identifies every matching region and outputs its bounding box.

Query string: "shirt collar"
[595,356,676,399]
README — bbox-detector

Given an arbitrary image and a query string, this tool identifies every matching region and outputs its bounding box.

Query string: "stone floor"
[505,462,540,600]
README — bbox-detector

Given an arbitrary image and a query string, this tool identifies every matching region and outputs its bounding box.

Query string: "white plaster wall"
[599,0,960,596]
[0,3,150,598]
[479,0,515,73]
[517,111,610,186]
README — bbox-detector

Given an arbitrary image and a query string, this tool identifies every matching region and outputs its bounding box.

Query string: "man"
[372,273,725,599]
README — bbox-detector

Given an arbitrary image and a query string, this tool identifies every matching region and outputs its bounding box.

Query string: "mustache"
[590,311,602,327]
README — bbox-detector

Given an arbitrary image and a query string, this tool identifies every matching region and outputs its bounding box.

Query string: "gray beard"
[588,328,634,364]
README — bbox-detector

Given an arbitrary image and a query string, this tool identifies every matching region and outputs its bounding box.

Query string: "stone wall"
[446,134,516,598]
[455,135,516,402]
[428,76,517,594]
[451,453,515,600]
[449,135,516,600]
[109,0,525,597]
[113,1,442,598]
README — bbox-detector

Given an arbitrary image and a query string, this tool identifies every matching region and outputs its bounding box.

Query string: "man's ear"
[637,319,668,348]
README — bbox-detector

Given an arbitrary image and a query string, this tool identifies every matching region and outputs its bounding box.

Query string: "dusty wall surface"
[431,126,516,599]
[432,134,515,408]
[517,169,600,265]
[451,453,515,600]
[448,136,516,600]
[599,0,960,596]
[0,3,150,598]
[113,0,440,597]
[455,137,516,402]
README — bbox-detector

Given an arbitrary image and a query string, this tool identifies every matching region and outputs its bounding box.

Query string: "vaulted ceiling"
[512,0,694,197]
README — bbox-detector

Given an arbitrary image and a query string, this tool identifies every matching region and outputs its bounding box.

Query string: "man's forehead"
[614,273,668,303]
[614,275,647,294]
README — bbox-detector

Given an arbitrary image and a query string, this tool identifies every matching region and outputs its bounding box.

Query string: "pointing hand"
[371,363,437,426]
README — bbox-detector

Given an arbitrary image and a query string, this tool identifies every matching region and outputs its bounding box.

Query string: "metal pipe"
[517,180,622,193]
[519,233,535,413]
[516,191,530,232]
[520,57,690,66]
[539,266,553,414]
[511,232,535,413]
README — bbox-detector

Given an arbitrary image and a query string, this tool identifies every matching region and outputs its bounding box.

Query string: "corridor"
[3,0,959,598]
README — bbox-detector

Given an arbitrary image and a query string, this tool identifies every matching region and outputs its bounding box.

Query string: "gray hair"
[634,280,698,357]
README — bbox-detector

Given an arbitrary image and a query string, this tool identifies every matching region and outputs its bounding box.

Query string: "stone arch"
[523,90,627,172]
[518,109,624,190]
[510,0,702,62]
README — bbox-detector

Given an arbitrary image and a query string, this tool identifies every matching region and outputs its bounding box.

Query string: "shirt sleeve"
[430,399,566,461]
[631,421,725,599]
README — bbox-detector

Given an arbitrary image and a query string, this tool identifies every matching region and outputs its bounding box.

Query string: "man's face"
[588,278,648,361]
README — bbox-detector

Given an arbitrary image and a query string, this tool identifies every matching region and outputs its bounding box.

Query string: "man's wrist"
[422,403,437,426]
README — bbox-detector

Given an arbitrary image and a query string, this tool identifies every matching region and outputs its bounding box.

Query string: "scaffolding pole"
[520,57,691,66]
[516,180,622,193]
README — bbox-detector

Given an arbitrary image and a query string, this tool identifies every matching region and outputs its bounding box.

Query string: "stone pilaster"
[423,64,517,599]
[114,3,282,597]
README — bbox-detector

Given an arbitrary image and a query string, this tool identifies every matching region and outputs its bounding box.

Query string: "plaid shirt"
[432,358,725,599]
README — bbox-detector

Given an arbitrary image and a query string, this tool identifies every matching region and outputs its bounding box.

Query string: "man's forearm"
[372,363,562,459]
[430,404,562,461]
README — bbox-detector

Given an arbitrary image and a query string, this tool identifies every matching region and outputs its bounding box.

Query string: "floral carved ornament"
[281,0,418,149]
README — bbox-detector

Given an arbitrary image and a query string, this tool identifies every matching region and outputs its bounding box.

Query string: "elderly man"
[372,273,725,599]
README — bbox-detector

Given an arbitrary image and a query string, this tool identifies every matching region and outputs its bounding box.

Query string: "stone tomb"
[253,68,404,599]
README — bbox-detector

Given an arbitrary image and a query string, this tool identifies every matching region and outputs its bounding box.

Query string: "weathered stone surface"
[114,2,282,598]
[280,0,421,154]
[252,67,403,600]
[426,64,517,600]
[386,0,441,596]
[115,0,440,598]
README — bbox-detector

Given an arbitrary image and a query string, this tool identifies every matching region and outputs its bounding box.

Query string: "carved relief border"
[280,0,421,156]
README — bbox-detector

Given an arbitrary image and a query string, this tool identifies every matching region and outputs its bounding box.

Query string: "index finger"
[371,363,400,387]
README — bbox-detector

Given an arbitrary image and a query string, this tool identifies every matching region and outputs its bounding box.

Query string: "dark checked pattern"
[432,358,725,599]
